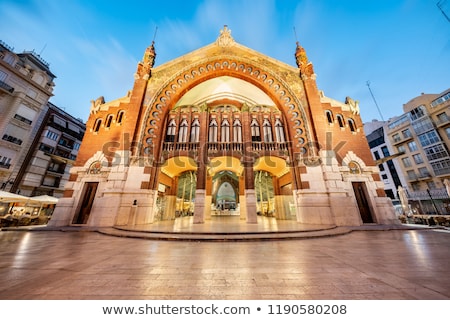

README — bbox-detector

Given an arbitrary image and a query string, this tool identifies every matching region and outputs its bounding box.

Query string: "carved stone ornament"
[345,96,360,115]
[90,96,105,114]
[216,25,235,47]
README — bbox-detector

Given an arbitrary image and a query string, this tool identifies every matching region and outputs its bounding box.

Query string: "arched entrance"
[212,171,239,215]
[255,170,274,217]
[175,170,196,217]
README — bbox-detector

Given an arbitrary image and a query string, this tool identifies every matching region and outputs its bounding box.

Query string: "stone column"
[192,107,209,224]
[272,175,287,219]
[193,161,206,223]
[242,159,257,223]
[164,176,177,220]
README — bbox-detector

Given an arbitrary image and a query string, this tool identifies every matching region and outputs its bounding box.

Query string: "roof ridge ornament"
[216,25,235,47]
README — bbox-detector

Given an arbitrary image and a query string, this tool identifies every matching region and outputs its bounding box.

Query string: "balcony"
[391,135,414,146]
[0,162,11,169]
[13,114,32,125]
[161,141,290,157]
[435,116,450,128]
[0,80,14,93]
[57,140,74,150]
[407,173,432,181]
[48,121,84,140]
[47,167,65,175]
[2,134,22,145]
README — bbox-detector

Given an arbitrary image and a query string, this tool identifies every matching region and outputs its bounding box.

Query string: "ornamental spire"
[216,25,235,47]
[295,41,308,68]
[295,41,315,79]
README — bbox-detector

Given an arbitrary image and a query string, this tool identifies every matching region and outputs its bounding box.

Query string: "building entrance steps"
[10,216,430,241]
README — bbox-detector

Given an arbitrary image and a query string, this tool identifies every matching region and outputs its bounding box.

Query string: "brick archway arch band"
[139,57,313,162]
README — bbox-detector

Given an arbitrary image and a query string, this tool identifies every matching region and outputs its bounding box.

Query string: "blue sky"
[1,0,449,123]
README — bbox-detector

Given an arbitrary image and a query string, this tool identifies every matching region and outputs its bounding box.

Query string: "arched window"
[209,118,218,142]
[116,110,125,124]
[221,119,230,143]
[337,114,345,128]
[93,119,102,133]
[325,110,334,124]
[348,119,357,132]
[233,119,242,143]
[165,119,176,142]
[250,118,261,142]
[105,114,114,128]
[178,119,189,143]
[274,118,286,143]
[263,118,273,142]
[190,118,200,143]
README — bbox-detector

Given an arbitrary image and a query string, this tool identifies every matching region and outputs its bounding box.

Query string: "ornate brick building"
[49,27,397,227]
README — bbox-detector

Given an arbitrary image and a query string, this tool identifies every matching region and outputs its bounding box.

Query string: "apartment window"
[446,127,450,139]
[39,143,54,153]
[0,70,7,81]
[418,167,430,178]
[431,159,450,176]
[407,141,418,152]
[401,157,412,168]
[418,131,440,147]
[392,133,401,142]
[381,174,388,180]
[424,144,448,161]
[373,150,381,160]
[397,145,406,153]
[381,146,390,157]
[0,156,12,169]
[436,112,449,123]
[46,130,59,141]
[378,164,385,172]
[74,142,81,150]
[407,170,416,180]
[411,182,421,191]
[427,181,436,190]
[402,128,411,138]
[412,153,424,164]
[410,105,426,120]
[431,92,450,107]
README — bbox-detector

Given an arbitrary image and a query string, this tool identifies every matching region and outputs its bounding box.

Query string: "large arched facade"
[49,27,398,228]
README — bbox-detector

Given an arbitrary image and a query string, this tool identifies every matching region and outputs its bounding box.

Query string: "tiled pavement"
[0,217,449,300]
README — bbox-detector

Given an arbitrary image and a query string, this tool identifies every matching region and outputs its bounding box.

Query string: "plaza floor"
[0,217,449,300]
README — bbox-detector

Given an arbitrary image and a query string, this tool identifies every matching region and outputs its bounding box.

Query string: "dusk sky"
[1,0,449,123]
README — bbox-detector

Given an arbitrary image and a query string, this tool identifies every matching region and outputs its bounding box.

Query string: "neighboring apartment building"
[0,40,85,198]
[365,120,406,209]
[0,40,56,191]
[366,88,450,215]
[15,102,85,198]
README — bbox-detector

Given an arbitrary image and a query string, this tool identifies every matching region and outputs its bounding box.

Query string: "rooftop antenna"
[39,43,47,56]
[366,81,385,121]
[293,26,299,42]
[152,26,158,43]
